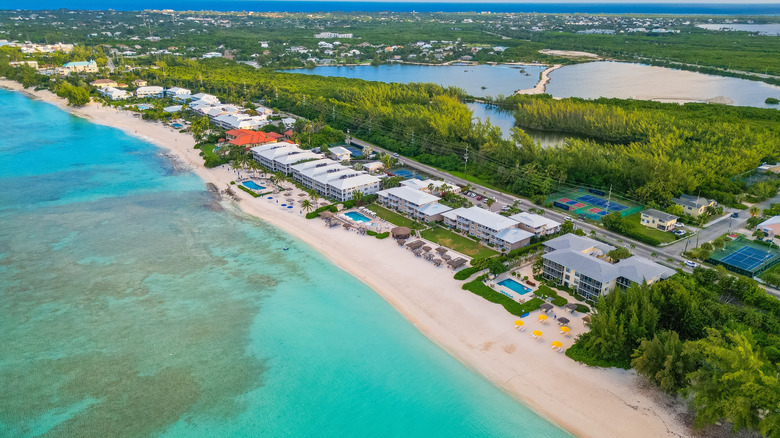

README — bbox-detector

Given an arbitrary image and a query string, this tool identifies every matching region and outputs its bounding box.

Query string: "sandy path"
[515,64,563,95]
[1,79,691,438]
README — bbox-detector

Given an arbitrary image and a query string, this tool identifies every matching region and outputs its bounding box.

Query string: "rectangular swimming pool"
[345,211,371,223]
[498,278,532,295]
[242,181,265,191]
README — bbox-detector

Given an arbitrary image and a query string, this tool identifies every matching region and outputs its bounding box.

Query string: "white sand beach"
[1,79,691,438]
[515,64,563,95]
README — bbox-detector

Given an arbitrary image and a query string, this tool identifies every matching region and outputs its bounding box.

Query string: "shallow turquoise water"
[0,90,571,437]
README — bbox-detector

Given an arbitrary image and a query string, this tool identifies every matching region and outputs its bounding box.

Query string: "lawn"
[624,213,677,244]
[366,204,426,230]
[421,226,499,258]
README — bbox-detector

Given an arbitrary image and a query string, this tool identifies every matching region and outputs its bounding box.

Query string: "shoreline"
[1,79,692,438]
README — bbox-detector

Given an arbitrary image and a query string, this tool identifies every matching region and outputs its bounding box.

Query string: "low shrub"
[237,185,260,198]
[367,230,378,236]
[454,266,481,280]
[375,232,390,239]
[575,304,590,313]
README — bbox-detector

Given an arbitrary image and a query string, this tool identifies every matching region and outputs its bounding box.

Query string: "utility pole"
[332,105,335,121]
[464,145,469,173]
[606,185,612,213]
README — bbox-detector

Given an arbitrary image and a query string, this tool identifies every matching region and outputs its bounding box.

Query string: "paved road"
[349,135,780,300]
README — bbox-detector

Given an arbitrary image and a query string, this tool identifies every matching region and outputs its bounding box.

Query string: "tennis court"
[720,246,776,272]
[708,237,780,277]
[547,188,642,220]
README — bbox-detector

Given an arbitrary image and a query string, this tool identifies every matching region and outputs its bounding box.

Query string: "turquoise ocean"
[0,89,571,438]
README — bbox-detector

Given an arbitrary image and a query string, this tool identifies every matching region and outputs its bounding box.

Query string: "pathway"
[514,64,562,95]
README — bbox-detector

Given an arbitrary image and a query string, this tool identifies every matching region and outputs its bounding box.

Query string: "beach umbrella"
[538,314,548,321]
[560,326,571,333]
[422,246,431,252]
[557,317,570,325]
[514,320,524,327]
[532,330,543,337]
[551,341,563,348]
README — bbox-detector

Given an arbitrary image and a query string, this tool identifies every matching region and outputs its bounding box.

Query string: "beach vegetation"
[453,266,482,281]
[765,97,779,105]
[237,185,260,198]
[569,269,780,435]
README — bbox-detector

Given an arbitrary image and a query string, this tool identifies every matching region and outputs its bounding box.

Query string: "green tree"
[382,176,402,189]
[486,198,495,208]
[685,330,780,433]
[352,189,364,205]
[191,116,210,143]
[608,247,632,262]
[301,199,313,213]
[380,153,395,170]
[631,330,693,394]
[602,212,627,234]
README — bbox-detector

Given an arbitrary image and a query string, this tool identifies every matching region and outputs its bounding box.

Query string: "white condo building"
[135,86,164,98]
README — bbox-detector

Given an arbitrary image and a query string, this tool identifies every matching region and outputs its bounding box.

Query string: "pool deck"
[488,272,538,303]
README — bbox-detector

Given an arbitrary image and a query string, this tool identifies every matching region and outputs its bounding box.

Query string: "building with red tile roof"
[224,129,278,147]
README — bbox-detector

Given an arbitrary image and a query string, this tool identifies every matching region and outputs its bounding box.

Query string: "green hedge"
[462,275,544,316]
[375,232,390,239]
[305,204,334,219]
[575,304,591,313]
[237,185,260,198]
[454,266,481,280]
[367,230,377,236]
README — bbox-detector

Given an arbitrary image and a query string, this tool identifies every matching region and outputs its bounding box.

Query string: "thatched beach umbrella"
[396,239,407,246]
[557,317,570,325]
[565,303,578,312]
[441,254,452,261]
[422,246,431,252]
[433,258,442,266]
[435,247,447,254]
[540,303,554,312]
[391,226,412,240]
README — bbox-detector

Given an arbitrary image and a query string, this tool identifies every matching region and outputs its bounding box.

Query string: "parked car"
[476,195,483,200]
[673,230,686,236]
[685,260,698,268]
[393,153,399,158]
[564,217,573,222]
[675,222,685,228]
[731,212,740,218]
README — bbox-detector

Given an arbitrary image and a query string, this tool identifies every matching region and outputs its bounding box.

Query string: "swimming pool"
[498,278,532,295]
[242,181,265,191]
[345,211,371,223]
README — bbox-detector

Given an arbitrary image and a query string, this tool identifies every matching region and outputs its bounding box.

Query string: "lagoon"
[697,23,780,36]
[0,89,571,437]
[546,61,780,109]
[284,63,546,98]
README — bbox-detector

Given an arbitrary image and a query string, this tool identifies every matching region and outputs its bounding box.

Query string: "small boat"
[282,247,289,251]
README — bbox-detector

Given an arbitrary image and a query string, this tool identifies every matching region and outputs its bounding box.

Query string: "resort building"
[328,146,352,162]
[362,161,384,173]
[295,162,345,189]
[133,79,148,87]
[640,209,678,231]
[541,234,674,300]
[672,194,717,218]
[226,130,279,148]
[494,228,535,252]
[212,113,268,130]
[327,174,382,202]
[509,212,561,236]
[274,151,324,176]
[442,206,521,247]
[255,105,274,116]
[135,86,164,98]
[416,203,453,223]
[400,179,458,193]
[165,87,192,101]
[56,60,98,75]
[191,93,220,105]
[377,186,441,218]
[91,79,117,88]
[99,87,130,100]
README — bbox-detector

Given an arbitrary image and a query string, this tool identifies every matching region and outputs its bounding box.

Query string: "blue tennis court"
[577,195,627,212]
[720,246,776,272]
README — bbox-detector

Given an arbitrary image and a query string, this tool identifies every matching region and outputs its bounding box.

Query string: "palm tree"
[440,183,451,195]
[352,189,364,205]
[301,199,313,213]
[310,191,320,208]
[749,206,760,218]
[380,153,394,170]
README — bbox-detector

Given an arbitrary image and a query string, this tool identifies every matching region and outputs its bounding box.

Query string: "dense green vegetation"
[365,204,425,230]
[569,269,780,435]
[453,266,482,280]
